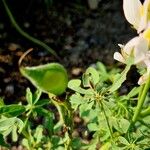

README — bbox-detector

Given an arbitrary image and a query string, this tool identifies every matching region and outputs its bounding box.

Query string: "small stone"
[24,22,30,28]
[8,43,21,51]
[74,116,82,123]
[71,67,83,76]
[5,84,14,95]
[4,78,11,83]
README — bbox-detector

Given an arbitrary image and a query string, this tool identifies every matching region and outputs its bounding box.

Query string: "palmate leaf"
[82,67,99,87]
[20,63,68,95]
[68,79,93,94]
[111,117,130,134]
[0,117,24,142]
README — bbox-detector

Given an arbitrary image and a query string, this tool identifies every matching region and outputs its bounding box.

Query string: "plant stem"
[140,107,150,117]
[49,94,73,150]
[138,84,145,100]
[100,101,113,138]
[2,0,59,60]
[132,74,150,124]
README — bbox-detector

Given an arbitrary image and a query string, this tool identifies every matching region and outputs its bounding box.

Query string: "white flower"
[123,0,150,33]
[123,0,142,29]
[120,0,150,85]
[114,36,149,64]
[142,24,150,40]
[138,52,150,84]
[138,70,150,84]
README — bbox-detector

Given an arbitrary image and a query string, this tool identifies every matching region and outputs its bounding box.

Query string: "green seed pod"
[20,63,68,95]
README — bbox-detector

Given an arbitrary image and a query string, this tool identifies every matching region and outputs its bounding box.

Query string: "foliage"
[69,63,150,149]
[1,0,150,149]
[0,60,150,149]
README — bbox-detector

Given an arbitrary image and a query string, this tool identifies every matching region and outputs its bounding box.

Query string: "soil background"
[0,1,135,107]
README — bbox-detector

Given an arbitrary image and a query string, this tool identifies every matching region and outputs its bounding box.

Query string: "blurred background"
[0,0,136,102]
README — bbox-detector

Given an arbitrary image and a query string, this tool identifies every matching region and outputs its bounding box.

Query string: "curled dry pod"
[20,63,68,95]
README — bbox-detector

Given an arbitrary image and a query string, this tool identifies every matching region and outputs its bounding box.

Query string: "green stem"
[2,0,59,59]
[100,101,113,138]
[51,99,65,125]
[138,84,145,100]
[49,95,73,150]
[132,75,150,124]
[140,107,150,117]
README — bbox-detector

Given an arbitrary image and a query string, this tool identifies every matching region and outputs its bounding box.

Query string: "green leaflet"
[82,67,99,87]
[0,105,25,117]
[109,64,131,92]
[20,63,68,95]
[0,133,10,148]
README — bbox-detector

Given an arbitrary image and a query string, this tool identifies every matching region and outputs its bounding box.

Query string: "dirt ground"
[0,1,135,105]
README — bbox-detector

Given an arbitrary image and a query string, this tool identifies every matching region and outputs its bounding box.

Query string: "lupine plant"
[0,0,150,149]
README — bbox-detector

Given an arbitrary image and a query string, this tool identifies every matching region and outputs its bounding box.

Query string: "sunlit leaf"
[0,117,16,135]
[33,89,42,104]
[68,79,93,94]
[111,117,130,134]
[88,123,99,131]
[26,88,33,105]
[20,63,68,95]
[109,64,131,92]
[22,139,30,150]
[34,125,43,143]
[12,125,17,142]
[70,93,84,110]
[96,62,107,74]
[82,67,99,87]
[68,79,81,88]
[118,136,129,145]
[16,118,24,133]
[100,142,111,150]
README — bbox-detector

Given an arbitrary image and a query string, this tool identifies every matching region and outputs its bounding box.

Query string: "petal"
[138,16,147,33]
[123,0,142,29]
[138,0,150,33]
[143,0,150,22]
[114,52,125,63]
[138,73,148,85]
[118,44,124,49]
[124,36,140,55]
[142,28,150,40]
[144,53,150,69]
[122,36,148,64]
[134,37,149,63]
